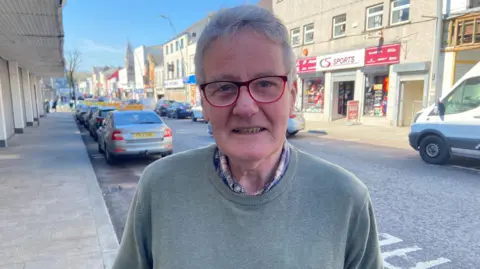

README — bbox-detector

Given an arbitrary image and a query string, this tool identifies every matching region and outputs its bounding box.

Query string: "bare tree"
[65,50,81,107]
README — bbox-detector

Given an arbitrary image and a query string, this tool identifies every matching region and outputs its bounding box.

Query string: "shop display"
[364,75,388,117]
[302,78,324,113]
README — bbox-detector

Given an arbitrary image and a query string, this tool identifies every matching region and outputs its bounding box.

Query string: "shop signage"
[296,57,317,73]
[164,79,184,89]
[347,100,360,122]
[316,49,365,71]
[365,43,401,66]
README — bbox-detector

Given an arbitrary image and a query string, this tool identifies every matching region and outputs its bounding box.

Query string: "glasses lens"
[249,76,285,102]
[204,82,239,106]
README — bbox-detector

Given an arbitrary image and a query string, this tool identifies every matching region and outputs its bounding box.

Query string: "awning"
[0,0,66,77]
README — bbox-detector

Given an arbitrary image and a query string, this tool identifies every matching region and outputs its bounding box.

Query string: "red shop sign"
[365,43,401,66]
[347,100,360,122]
[296,57,317,73]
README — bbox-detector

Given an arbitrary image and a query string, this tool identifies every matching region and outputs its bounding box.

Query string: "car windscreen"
[114,112,163,126]
[99,109,115,117]
[90,107,99,113]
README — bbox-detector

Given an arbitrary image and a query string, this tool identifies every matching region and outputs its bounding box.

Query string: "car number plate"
[133,132,155,138]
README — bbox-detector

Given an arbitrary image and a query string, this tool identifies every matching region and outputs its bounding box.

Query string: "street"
[79,118,480,269]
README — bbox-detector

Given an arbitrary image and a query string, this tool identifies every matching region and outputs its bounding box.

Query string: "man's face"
[201,30,297,162]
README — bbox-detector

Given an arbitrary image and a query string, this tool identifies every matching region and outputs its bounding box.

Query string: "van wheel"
[419,135,451,165]
[98,143,104,154]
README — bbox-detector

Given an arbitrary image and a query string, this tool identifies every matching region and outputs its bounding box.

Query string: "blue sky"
[63,0,255,72]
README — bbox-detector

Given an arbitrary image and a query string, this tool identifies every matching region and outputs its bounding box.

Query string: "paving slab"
[0,112,119,268]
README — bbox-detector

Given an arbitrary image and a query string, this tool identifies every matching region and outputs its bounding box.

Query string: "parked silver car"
[97,110,173,165]
[287,111,305,136]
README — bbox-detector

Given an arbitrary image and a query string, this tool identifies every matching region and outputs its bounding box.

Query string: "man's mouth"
[232,127,266,134]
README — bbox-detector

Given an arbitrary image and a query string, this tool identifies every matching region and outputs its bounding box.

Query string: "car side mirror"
[435,99,445,115]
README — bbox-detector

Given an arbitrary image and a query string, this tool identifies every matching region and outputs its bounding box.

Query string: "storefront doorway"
[399,80,424,126]
[333,81,355,118]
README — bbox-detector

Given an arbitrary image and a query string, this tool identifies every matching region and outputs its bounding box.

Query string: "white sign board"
[316,49,365,71]
[164,79,184,89]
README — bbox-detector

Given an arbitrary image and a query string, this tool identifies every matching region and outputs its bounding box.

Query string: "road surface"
[78,118,480,269]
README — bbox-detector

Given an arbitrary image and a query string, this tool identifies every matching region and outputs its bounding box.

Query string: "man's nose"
[232,86,258,117]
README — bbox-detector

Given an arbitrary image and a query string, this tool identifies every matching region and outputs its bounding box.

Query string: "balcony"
[445,12,480,51]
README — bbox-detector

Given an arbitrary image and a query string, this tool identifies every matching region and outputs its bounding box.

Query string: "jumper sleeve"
[112,170,153,269]
[344,192,383,269]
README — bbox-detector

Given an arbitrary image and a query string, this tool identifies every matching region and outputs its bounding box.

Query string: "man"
[112,5,383,269]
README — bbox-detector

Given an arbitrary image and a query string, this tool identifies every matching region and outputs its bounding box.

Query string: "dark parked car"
[166,102,192,119]
[88,106,117,140]
[155,99,175,116]
[76,104,89,124]
[83,106,99,129]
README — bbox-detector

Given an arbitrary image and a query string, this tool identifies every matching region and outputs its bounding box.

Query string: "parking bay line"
[379,233,451,269]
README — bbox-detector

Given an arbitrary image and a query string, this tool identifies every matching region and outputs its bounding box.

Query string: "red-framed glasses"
[199,75,288,108]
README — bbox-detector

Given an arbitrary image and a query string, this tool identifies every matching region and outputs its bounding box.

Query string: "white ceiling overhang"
[0,0,66,78]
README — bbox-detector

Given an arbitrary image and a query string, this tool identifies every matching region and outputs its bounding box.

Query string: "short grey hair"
[194,5,297,86]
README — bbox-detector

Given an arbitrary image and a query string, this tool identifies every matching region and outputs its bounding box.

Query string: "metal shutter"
[454,63,475,84]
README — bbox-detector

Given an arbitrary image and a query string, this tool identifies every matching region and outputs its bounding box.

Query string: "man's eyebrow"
[209,72,282,82]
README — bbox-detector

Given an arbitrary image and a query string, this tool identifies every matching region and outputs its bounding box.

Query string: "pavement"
[0,112,119,269]
[78,117,480,269]
[306,119,411,149]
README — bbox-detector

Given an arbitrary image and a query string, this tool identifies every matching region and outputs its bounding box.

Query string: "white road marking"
[452,165,480,173]
[380,233,451,269]
[410,258,452,269]
[92,154,103,159]
[379,233,403,246]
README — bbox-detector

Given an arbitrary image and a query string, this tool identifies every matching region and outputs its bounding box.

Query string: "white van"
[408,62,480,165]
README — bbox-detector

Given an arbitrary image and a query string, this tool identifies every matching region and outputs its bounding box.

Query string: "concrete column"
[36,77,44,116]
[7,61,25,133]
[21,69,34,126]
[0,77,8,147]
[30,74,39,121]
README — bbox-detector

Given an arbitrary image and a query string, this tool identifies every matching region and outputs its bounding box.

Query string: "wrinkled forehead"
[203,30,287,82]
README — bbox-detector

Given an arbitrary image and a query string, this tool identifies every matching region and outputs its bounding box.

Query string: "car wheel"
[419,135,451,165]
[98,143,104,154]
[192,115,197,122]
[105,147,116,165]
[286,131,299,137]
[175,112,180,119]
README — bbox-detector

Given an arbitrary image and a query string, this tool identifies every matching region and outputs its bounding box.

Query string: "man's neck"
[228,144,284,195]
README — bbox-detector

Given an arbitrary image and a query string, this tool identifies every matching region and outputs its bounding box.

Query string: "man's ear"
[289,80,298,116]
[200,94,210,121]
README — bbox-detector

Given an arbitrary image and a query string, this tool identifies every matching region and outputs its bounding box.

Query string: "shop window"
[302,78,325,113]
[303,23,314,44]
[444,76,480,115]
[291,27,301,46]
[366,4,383,31]
[333,14,347,38]
[364,75,389,117]
[390,0,410,25]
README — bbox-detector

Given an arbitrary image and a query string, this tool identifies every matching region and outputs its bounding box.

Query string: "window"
[175,41,179,51]
[333,14,347,38]
[290,28,301,46]
[176,59,179,78]
[189,54,195,74]
[390,0,410,25]
[170,43,173,53]
[366,4,383,30]
[444,76,480,115]
[166,46,169,55]
[180,39,184,49]
[303,23,314,44]
[302,78,325,113]
[181,59,185,78]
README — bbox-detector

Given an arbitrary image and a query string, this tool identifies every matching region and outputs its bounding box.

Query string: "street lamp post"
[160,14,188,102]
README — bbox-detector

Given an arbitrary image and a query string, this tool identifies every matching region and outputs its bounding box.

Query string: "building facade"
[274,0,440,127]
[163,17,209,102]
[441,0,480,93]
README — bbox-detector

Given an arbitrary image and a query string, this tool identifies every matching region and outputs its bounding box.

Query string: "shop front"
[361,43,401,125]
[184,75,199,106]
[296,57,326,121]
[164,79,186,101]
[316,49,365,122]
